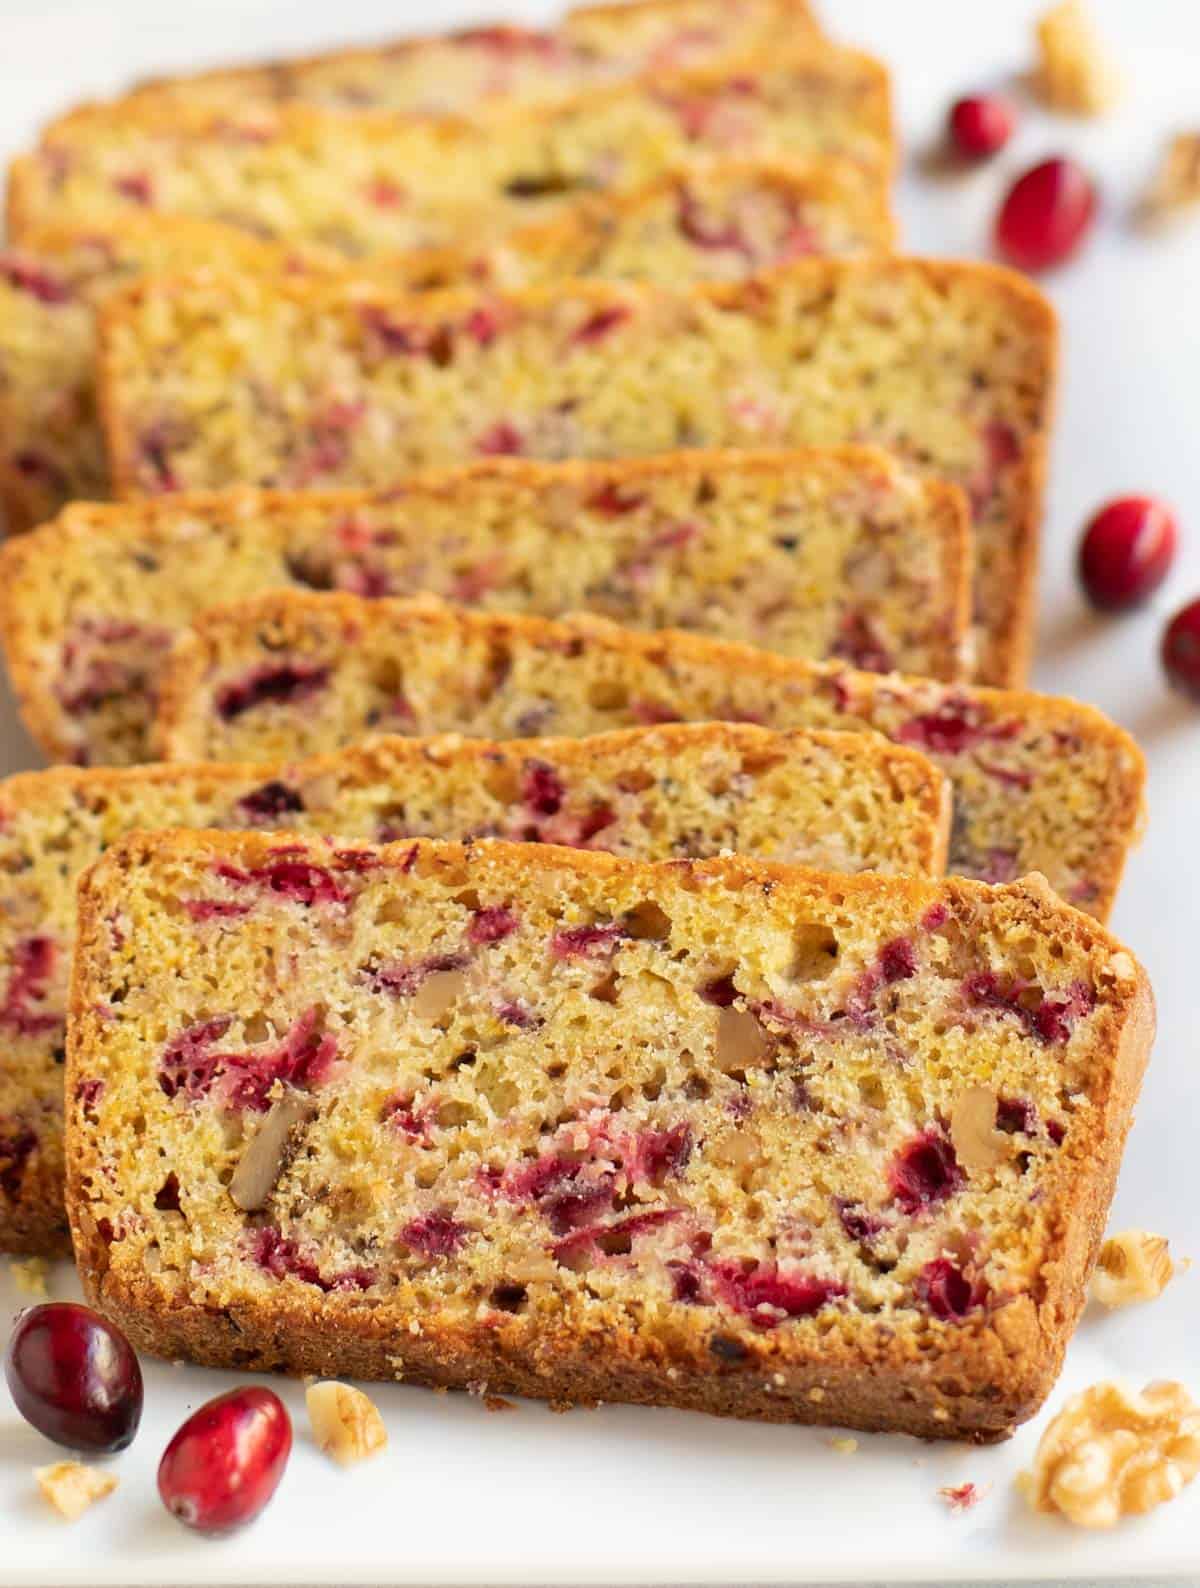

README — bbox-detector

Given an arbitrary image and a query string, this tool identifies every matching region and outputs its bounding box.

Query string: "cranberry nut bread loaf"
[66,831,1153,1439]
[0,165,896,532]
[95,261,1055,686]
[0,720,948,1255]
[10,47,893,259]
[98,0,823,120]
[155,593,1146,923]
[0,452,969,765]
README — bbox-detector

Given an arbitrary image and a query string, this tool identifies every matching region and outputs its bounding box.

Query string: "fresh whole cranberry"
[1163,598,1200,702]
[158,1387,291,1535]
[4,1303,143,1453]
[1078,497,1178,611]
[947,94,1016,160]
[994,157,1097,271]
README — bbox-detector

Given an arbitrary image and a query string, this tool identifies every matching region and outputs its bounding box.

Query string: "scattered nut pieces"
[35,1461,118,1521]
[829,1435,858,1455]
[1091,1230,1174,1309]
[1019,1380,1200,1528]
[1035,0,1121,114]
[950,1086,1006,1175]
[939,1481,988,1512]
[306,1381,388,1467]
[484,1394,516,1413]
[1139,134,1200,224]
[9,1256,49,1297]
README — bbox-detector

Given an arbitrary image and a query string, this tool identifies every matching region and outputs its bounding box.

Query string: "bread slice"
[95,0,822,120]
[0,220,308,532]
[0,450,968,765]
[0,160,895,532]
[66,829,1153,1440]
[9,45,893,256]
[0,721,949,1256]
[95,259,1055,686]
[155,591,1145,923]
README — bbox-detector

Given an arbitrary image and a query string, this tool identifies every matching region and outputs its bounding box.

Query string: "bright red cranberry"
[948,94,1016,160]
[1078,497,1178,611]
[158,1387,291,1535]
[1163,598,1200,701]
[995,158,1097,271]
[4,1303,143,1453]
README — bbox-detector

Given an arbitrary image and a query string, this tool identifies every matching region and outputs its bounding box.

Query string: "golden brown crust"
[93,256,1052,687]
[65,834,1154,1441]
[152,588,1144,923]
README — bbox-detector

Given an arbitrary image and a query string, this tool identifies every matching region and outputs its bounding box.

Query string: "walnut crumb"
[830,1436,858,1455]
[1035,0,1120,113]
[1019,1380,1200,1528]
[9,1256,49,1297]
[1091,1230,1174,1308]
[35,1461,118,1520]
[484,1394,515,1413]
[305,1381,388,1467]
[1139,135,1200,223]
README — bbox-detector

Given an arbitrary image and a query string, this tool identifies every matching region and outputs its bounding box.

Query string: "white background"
[0,0,1199,1583]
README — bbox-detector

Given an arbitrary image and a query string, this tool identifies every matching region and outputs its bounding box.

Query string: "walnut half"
[1020,1380,1200,1528]
[1091,1230,1174,1309]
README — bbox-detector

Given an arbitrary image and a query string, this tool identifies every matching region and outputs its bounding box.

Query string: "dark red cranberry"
[4,1303,143,1453]
[994,157,1097,271]
[947,94,1017,160]
[216,662,330,721]
[916,1258,987,1320]
[1078,497,1178,611]
[237,780,305,823]
[158,1387,291,1535]
[521,759,565,815]
[1163,598,1200,701]
[888,1131,963,1213]
[398,1209,469,1258]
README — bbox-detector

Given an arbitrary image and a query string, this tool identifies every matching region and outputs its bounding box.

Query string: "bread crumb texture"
[68,0,824,120]
[0,721,947,1255]
[0,159,893,529]
[155,592,1144,924]
[0,448,966,766]
[65,832,1152,1440]
[94,259,1055,685]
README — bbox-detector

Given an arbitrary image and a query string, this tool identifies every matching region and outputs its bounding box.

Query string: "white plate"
[2,0,1200,1581]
